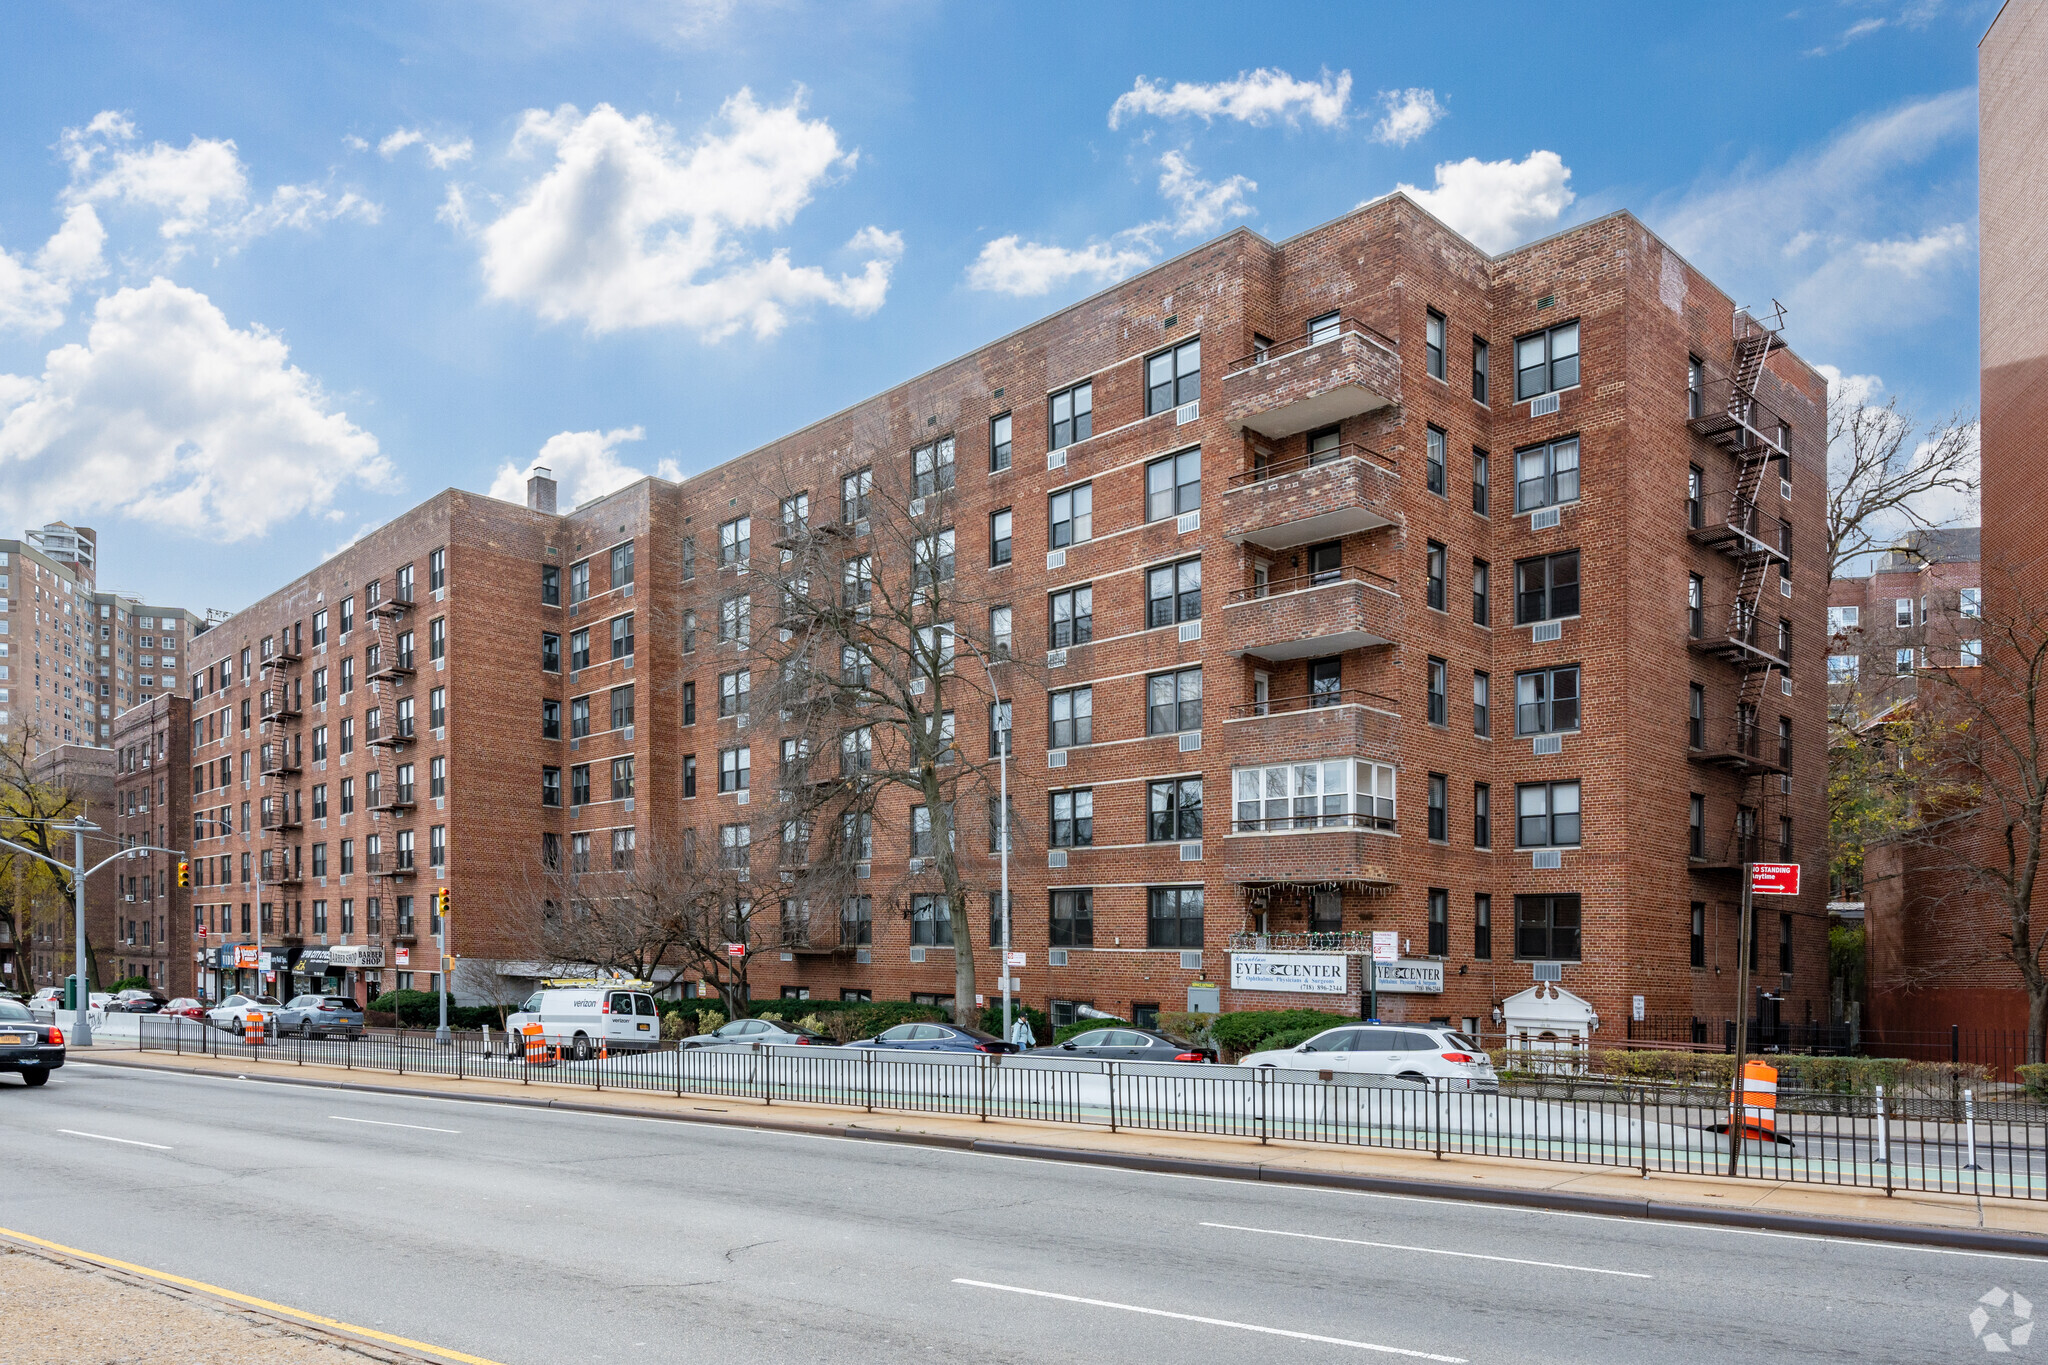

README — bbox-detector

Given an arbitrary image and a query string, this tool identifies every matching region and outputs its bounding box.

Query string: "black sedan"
[1031,1027,1215,1062]
[0,998,65,1087]
[852,1022,1019,1054]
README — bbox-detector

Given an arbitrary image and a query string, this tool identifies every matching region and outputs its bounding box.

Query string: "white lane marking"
[329,1115,461,1134]
[1200,1220,1652,1278]
[953,1278,1465,1361]
[57,1129,170,1150]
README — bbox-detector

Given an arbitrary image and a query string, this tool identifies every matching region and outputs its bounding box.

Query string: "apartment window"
[311,844,328,877]
[1687,465,1704,529]
[719,746,750,793]
[1516,781,1581,847]
[1515,893,1582,960]
[719,594,750,644]
[541,632,561,673]
[1425,426,1447,496]
[1467,893,1491,960]
[566,561,590,606]
[990,413,1013,472]
[1961,638,1983,667]
[720,517,751,567]
[610,614,634,659]
[1427,774,1447,842]
[569,696,591,740]
[1689,574,1705,638]
[1050,789,1093,847]
[989,509,1013,566]
[612,755,635,801]
[339,777,355,815]
[1426,541,1447,611]
[1467,454,1488,524]
[428,617,446,661]
[311,609,330,648]
[1962,587,1982,620]
[1306,656,1342,708]
[1689,794,1706,858]
[1145,448,1201,521]
[1150,337,1206,416]
[1828,605,1861,633]
[1129,777,1202,844]
[913,435,956,497]
[683,754,697,797]
[1896,647,1915,676]
[540,699,561,740]
[1514,437,1581,512]
[1050,686,1092,748]
[719,823,750,871]
[1145,886,1203,949]
[719,669,750,716]
[606,827,634,871]
[1147,667,1202,735]
[1895,597,1913,628]
[841,468,872,524]
[1050,889,1093,947]
[1425,887,1449,957]
[1688,356,1705,419]
[336,716,353,756]
[841,555,873,612]
[1234,759,1395,832]
[429,686,446,730]
[1776,714,1793,770]
[912,894,954,946]
[1049,483,1092,547]
[1427,657,1447,726]
[1690,902,1707,967]
[990,605,1013,656]
[1778,814,1794,862]
[1424,309,1446,380]
[1474,783,1491,849]
[1473,560,1490,626]
[839,726,873,775]
[916,620,956,672]
[1778,617,1793,663]
[1146,558,1201,628]
[312,667,328,704]
[1515,551,1580,623]
[430,755,446,799]
[1779,912,1794,974]
[1472,336,1490,403]
[606,540,632,589]
[1689,683,1705,748]
[1049,381,1093,449]
[1474,672,1491,737]
[1515,320,1580,401]
[541,766,561,807]
[834,895,872,947]
[610,685,634,730]
[312,784,329,819]
[312,725,329,761]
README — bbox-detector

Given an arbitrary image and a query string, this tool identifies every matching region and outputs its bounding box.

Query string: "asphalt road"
[0,1064,2037,1363]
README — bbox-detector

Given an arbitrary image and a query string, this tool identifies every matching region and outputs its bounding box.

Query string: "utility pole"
[1727,859,1754,1177]
[436,890,451,1046]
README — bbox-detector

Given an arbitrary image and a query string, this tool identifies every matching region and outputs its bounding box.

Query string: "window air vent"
[1177,620,1202,644]
[1531,848,1563,870]
[623,725,635,741]
[1531,621,1562,644]
[856,861,871,880]
[780,950,794,962]
[1781,479,1793,501]
[907,857,923,874]
[1180,950,1203,971]
[735,714,748,730]
[1179,841,1202,862]
[1047,648,1068,669]
[1530,507,1561,531]
[909,946,926,964]
[1046,550,1067,571]
[1047,448,1068,470]
[1048,850,1067,868]
[909,678,926,696]
[1178,731,1202,752]
[1048,948,1069,967]
[569,738,580,751]
[856,948,872,964]
[1532,734,1563,756]
[1529,392,1561,418]
[778,628,791,642]
[735,790,750,806]
[1175,400,1200,425]
[855,519,870,537]
[1047,750,1067,768]
[1176,509,1201,535]
[908,497,926,517]
[1532,961,1563,982]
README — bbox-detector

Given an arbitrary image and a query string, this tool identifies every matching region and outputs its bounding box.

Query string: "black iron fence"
[1625,1016,2033,1078]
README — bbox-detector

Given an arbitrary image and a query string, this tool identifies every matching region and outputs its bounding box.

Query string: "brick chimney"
[526,466,557,514]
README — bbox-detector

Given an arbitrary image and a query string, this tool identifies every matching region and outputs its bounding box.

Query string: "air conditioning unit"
[856,861,871,880]
[855,519,870,537]
[908,497,926,517]
[1047,448,1068,470]
[1178,731,1201,752]
[910,946,927,964]
[780,951,794,962]
[1046,648,1068,668]
[778,628,791,642]
[1530,507,1562,531]
[1781,479,1793,501]
[1048,948,1069,967]
[1048,850,1067,868]
[1046,549,1067,570]
[736,868,750,882]
[856,948,872,964]
[1531,849,1563,870]
[907,857,923,874]
[1532,734,1563,756]
[623,725,635,740]
[1176,510,1201,535]
[780,549,793,564]
[735,790,750,806]
[1529,392,1561,418]
[1180,950,1203,971]
[909,678,926,696]
[735,714,748,730]
[1780,774,1793,795]
[1175,400,1200,425]
[1532,961,1563,982]
[1175,621,1204,646]
[1179,841,1202,861]
[1531,621,1562,643]
[1047,750,1067,768]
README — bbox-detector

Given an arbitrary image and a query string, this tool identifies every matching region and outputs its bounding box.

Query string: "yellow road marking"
[0,1225,508,1365]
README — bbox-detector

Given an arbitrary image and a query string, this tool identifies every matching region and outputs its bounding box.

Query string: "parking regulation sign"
[1750,863,1801,896]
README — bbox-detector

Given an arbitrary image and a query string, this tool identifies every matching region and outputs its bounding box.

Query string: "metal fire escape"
[257,635,305,931]
[364,584,418,886]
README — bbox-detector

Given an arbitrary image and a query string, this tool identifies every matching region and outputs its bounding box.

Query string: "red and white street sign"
[1750,863,1801,896]
[725,942,747,957]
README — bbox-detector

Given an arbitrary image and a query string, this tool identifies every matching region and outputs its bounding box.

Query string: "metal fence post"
[674,1041,683,1099]
[759,1044,769,1106]
[396,1030,405,1076]
[979,1055,989,1122]
[1434,1080,1445,1160]
[1107,1061,1118,1133]
[864,1047,873,1114]
[1638,1086,1648,1178]
[1258,1067,1269,1145]
[456,1033,465,1082]
[1875,1083,1892,1196]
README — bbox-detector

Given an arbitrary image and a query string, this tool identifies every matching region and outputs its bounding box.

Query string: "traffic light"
[436,888,450,918]
[175,860,191,888]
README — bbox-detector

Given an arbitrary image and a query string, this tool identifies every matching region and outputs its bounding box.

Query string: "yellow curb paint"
[0,1226,507,1365]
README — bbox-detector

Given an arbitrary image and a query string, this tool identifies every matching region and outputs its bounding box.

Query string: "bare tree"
[1826,393,1977,585]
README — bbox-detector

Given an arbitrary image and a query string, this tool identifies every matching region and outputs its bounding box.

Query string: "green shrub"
[979,1002,1053,1044]
[659,1012,688,1040]
[109,975,151,993]
[1204,1009,1355,1059]
[696,1010,726,1035]
[1492,1047,1995,1098]
[1054,1016,1127,1046]
[2020,1064,2048,1104]
[1252,1025,1329,1054]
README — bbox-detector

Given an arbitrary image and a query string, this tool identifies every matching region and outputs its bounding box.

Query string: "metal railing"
[1228,686,1399,720]
[119,1017,2048,1201]
[1228,564,1400,603]
[1227,442,1398,488]
[1227,317,1399,374]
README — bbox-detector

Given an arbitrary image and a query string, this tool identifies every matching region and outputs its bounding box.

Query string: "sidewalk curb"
[82,1055,2048,1258]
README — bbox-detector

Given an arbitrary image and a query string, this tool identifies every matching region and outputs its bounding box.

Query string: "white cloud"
[487,426,661,506]
[380,127,474,168]
[1654,90,1975,346]
[1373,88,1444,147]
[1394,150,1574,253]
[0,205,107,333]
[1806,0,1947,55]
[966,236,1153,297]
[1109,68,1351,129]
[1817,363,1885,410]
[473,92,899,338]
[0,279,391,539]
[437,184,475,232]
[343,134,370,152]
[1153,151,1254,238]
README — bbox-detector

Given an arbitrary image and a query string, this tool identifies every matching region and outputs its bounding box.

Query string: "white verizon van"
[505,980,661,1059]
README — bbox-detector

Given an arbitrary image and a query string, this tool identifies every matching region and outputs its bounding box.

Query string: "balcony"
[1687,379,1789,458]
[1225,567,1398,662]
[259,745,300,777]
[1225,689,1399,765]
[1687,725,1788,776]
[1224,321,1400,440]
[1224,812,1398,888]
[1687,497,1788,567]
[1225,445,1400,551]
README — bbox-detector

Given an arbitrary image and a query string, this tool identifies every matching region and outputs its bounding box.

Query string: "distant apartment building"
[172,195,1832,1038]
[109,693,194,998]
[1825,528,1982,720]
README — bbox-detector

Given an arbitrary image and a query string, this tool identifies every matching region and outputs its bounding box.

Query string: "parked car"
[206,995,285,1035]
[850,1022,1018,1054]
[161,998,207,1020]
[273,994,366,1039]
[1239,1024,1498,1091]
[681,1018,833,1049]
[26,988,61,1024]
[0,997,65,1086]
[111,990,165,1013]
[1030,1027,1214,1063]
[505,984,663,1060]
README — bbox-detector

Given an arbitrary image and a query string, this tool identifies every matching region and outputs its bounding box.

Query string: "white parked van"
[505,980,661,1060]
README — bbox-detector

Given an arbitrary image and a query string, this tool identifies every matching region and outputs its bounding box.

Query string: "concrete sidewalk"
[73,1048,2048,1255]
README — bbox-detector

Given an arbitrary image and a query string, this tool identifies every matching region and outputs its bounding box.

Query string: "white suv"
[1240,1024,1498,1091]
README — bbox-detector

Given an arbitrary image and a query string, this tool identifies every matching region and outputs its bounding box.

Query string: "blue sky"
[0,0,1989,612]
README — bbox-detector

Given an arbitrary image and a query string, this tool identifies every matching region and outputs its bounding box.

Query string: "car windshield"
[951,1025,1002,1043]
[1447,1032,1482,1052]
[323,998,357,1008]
[0,1001,32,1022]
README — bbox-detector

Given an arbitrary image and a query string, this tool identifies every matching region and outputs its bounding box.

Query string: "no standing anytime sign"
[1749,863,1801,896]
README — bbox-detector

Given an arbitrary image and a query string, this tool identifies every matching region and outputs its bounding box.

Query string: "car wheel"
[570,1033,593,1061]
[299,1021,313,1039]
[1398,1072,1427,1085]
[22,1071,49,1087]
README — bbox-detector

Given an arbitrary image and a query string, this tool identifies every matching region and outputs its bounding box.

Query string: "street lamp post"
[965,644,1013,1043]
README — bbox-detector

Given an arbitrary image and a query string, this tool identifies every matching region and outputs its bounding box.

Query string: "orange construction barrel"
[246,1011,266,1046]
[522,1023,548,1066]
[1731,1060,1778,1142]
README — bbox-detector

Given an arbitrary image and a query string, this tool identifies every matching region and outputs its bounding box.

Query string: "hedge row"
[368,990,499,1030]
[1159,1009,1356,1059]
[1504,1048,1994,1095]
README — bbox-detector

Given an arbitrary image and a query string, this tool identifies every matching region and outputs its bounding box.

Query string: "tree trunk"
[2030,983,2048,1066]
[950,903,976,1027]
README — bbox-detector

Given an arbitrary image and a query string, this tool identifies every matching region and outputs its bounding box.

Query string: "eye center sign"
[1230,953,1444,995]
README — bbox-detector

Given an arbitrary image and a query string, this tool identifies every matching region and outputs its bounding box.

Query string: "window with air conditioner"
[1049,483,1092,548]
[1515,437,1580,513]
[1514,893,1581,960]
[720,517,751,567]
[1515,321,1580,401]
[719,746,750,793]
[1515,551,1580,623]
[1147,557,1201,628]
[1050,889,1092,947]
[1050,789,1093,847]
[990,413,1013,472]
[1146,339,1200,415]
[913,435,956,497]
[1145,449,1201,522]
[841,468,872,524]
[912,894,954,946]
[1050,686,1092,748]
[1515,665,1581,736]
[1147,886,1203,948]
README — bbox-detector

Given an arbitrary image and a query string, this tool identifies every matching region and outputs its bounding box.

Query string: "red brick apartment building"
[175,196,1829,1036]
[1826,529,1982,725]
